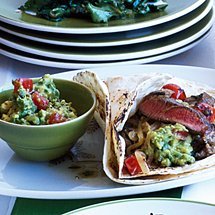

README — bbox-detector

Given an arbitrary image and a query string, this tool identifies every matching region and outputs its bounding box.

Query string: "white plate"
[0,0,205,34]
[0,30,210,69]
[63,198,215,215]
[0,64,215,199]
[0,0,212,47]
[0,9,214,61]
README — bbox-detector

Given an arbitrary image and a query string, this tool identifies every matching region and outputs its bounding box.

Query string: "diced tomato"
[162,83,186,100]
[174,131,189,140]
[196,102,215,123]
[48,112,66,124]
[13,78,33,93]
[124,155,142,176]
[32,91,49,110]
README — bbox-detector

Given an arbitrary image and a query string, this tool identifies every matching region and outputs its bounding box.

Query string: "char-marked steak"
[185,92,215,107]
[139,91,212,134]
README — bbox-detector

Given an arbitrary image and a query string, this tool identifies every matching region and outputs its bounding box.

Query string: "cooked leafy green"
[19,0,168,23]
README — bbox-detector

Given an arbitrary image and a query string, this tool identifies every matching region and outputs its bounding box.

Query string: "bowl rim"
[0,77,97,128]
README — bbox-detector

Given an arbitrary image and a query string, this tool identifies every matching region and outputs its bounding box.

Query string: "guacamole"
[148,123,195,167]
[0,74,77,125]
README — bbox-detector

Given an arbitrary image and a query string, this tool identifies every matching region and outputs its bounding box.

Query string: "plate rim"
[63,197,215,215]
[0,9,213,61]
[0,30,210,69]
[0,156,214,199]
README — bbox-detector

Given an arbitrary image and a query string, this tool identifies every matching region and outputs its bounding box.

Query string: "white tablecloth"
[0,15,215,215]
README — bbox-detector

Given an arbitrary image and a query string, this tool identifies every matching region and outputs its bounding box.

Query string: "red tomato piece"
[13,78,33,93]
[174,131,189,140]
[32,91,49,110]
[48,112,66,124]
[162,83,186,100]
[196,103,215,123]
[124,155,142,176]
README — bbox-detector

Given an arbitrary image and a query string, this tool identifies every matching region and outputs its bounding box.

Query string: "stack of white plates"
[0,0,214,69]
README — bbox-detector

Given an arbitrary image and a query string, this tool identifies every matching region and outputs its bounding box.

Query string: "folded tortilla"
[73,71,215,185]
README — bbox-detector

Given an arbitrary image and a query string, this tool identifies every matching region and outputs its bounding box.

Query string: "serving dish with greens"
[19,0,168,23]
[0,0,204,34]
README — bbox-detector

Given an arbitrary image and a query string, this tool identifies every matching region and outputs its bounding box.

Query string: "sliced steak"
[192,131,215,159]
[138,91,212,134]
[195,143,215,159]
[185,92,215,107]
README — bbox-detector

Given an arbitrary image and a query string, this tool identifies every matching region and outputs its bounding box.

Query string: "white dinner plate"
[0,9,214,61]
[63,198,215,215]
[0,29,211,69]
[0,0,205,34]
[0,0,212,47]
[0,64,215,199]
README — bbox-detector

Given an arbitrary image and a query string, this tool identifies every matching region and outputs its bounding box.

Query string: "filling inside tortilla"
[120,83,215,176]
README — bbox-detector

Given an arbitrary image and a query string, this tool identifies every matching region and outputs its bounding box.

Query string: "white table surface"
[0,13,215,215]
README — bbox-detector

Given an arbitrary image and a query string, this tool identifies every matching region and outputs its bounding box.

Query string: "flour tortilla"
[104,74,215,184]
[73,71,110,133]
[73,71,215,185]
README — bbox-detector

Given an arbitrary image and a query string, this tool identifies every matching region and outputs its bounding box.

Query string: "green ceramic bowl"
[0,78,96,161]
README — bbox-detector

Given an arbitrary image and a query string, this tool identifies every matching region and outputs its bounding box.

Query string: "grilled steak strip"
[139,91,212,134]
[185,92,215,107]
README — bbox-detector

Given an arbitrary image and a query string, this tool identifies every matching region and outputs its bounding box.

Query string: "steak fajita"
[73,71,215,184]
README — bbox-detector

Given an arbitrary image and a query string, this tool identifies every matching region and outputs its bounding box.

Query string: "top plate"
[0,0,211,47]
[0,65,215,199]
[64,198,215,215]
[0,0,205,34]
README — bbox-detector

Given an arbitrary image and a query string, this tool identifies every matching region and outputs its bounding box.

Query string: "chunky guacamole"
[149,123,195,167]
[0,74,77,125]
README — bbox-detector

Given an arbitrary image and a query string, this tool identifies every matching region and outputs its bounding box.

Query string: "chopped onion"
[135,150,150,174]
